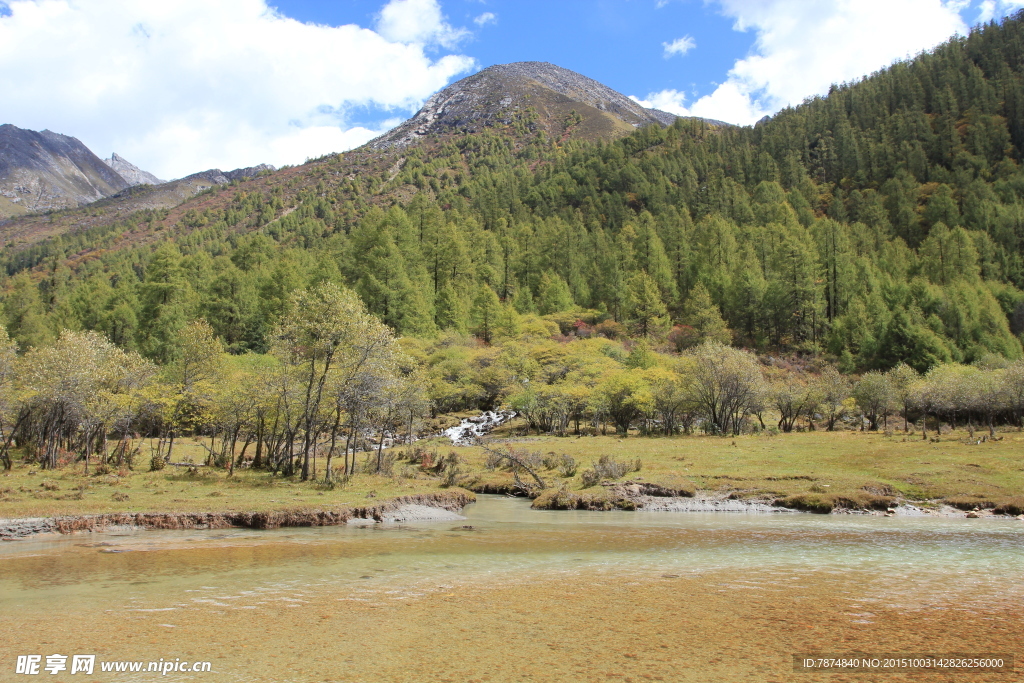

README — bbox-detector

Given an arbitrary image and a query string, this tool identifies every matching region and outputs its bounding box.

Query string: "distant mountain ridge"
[370,61,709,150]
[0,124,129,216]
[180,164,276,185]
[104,152,164,186]
[0,123,277,220]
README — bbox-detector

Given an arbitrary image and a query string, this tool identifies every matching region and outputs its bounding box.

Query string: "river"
[1,496,1021,681]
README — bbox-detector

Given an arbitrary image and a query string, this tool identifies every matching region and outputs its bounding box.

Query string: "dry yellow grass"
[441,428,1024,510]
[2,429,1022,519]
[0,439,447,519]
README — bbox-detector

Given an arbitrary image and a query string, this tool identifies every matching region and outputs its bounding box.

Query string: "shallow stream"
[1,496,1021,681]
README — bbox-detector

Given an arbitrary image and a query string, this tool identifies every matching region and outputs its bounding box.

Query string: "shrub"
[541,452,578,477]
[556,454,578,478]
[439,452,464,487]
[361,450,396,476]
[579,454,638,487]
[484,450,504,471]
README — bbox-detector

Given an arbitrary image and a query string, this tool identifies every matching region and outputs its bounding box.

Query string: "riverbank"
[2,430,1023,534]
[448,429,1024,515]
[0,490,473,540]
[527,483,1014,517]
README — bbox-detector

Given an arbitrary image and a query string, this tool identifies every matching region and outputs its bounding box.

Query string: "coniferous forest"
[2,13,1024,471]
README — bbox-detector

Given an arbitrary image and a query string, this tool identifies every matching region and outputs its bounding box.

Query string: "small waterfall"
[442,410,516,445]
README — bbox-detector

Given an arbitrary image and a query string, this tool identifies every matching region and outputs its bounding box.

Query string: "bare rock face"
[103,152,165,186]
[171,163,275,186]
[223,163,275,181]
[0,124,129,215]
[0,123,276,219]
[368,61,682,150]
[174,163,276,187]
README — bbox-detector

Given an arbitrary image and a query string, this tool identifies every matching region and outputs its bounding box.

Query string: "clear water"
[1,496,1021,682]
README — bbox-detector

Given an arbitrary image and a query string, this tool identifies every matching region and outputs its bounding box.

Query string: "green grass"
[440,427,1024,512]
[0,439,450,519]
[2,429,1022,519]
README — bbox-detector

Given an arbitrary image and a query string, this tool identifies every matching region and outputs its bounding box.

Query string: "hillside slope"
[0,163,278,253]
[2,14,1024,372]
[0,62,686,253]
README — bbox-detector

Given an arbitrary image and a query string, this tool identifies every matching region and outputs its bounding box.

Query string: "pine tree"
[679,282,731,348]
[627,272,668,338]
[138,243,192,363]
[470,285,502,343]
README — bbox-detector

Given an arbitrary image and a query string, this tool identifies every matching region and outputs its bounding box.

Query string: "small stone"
[966,511,980,518]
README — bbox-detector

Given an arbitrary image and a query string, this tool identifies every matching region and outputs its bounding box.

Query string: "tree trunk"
[100,424,108,467]
[375,427,386,474]
[83,427,92,474]
[254,417,265,469]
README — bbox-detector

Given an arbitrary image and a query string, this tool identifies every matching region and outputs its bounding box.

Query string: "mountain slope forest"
[1,14,1024,407]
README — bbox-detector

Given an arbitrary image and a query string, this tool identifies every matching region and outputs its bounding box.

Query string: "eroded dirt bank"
[0,490,475,540]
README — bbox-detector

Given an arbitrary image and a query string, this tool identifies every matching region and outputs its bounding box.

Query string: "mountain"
[0,124,129,217]
[0,161,280,254]
[0,122,277,225]
[370,61,699,150]
[2,12,1024,370]
[103,153,164,186]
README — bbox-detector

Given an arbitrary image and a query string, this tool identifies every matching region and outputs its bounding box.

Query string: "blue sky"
[1,0,1022,178]
[269,0,757,108]
[268,0,1023,124]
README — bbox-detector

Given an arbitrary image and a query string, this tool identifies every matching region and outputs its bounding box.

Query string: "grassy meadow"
[0,438,445,519]
[2,426,1023,521]
[446,425,1024,513]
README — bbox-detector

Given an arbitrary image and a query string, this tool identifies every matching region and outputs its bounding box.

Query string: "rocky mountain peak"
[0,124,129,217]
[104,152,165,187]
[369,61,681,150]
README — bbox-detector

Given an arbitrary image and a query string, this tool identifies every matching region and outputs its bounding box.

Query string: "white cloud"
[473,11,497,27]
[636,0,969,126]
[375,0,468,47]
[662,35,695,57]
[0,0,474,178]
[631,89,688,114]
[977,0,1024,22]
[631,83,764,123]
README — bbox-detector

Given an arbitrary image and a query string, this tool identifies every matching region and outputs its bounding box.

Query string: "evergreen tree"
[471,285,502,343]
[627,272,668,337]
[679,283,731,348]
